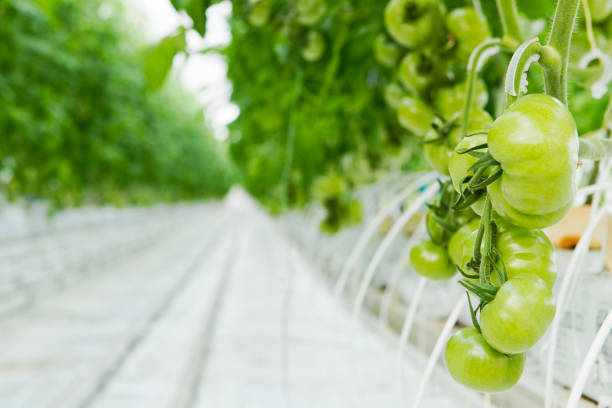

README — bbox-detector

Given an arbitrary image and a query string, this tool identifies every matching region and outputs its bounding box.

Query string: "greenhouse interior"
[3,0,612,407]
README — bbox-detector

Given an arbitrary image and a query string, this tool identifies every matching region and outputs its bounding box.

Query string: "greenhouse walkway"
[0,191,463,408]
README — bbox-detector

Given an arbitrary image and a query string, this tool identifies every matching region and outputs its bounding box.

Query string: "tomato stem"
[495,0,522,44]
[479,197,493,285]
[461,39,504,140]
[504,37,542,104]
[542,0,581,104]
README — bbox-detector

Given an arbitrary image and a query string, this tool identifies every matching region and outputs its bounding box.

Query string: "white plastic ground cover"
[0,203,208,315]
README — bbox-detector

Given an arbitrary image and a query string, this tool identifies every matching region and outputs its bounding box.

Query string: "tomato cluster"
[384,0,606,394]
[378,1,493,176]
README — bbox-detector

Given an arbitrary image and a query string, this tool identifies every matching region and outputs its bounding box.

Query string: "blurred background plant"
[0,0,237,210]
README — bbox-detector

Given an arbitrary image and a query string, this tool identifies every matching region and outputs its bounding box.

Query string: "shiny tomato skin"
[409,240,456,280]
[481,274,555,354]
[445,327,525,392]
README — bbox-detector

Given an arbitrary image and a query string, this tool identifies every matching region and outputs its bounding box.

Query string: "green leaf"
[186,0,207,37]
[170,0,190,11]
[144,31,186,91]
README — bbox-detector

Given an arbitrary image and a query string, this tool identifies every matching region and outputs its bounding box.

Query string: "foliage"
[223,0,426,222]
[0,0,236,209]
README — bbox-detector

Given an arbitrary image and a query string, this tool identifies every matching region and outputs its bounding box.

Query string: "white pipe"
[378,253,409,327]
[333,172,437,298]
[544,201,612,408]
[379,222,426,327]
[412,296,466,408]
[566,308,612,408]
[350,182,439,321]
[483,393,492,408]
[379,252,410,328]
[576,182,612,198]
[396,277,427,407]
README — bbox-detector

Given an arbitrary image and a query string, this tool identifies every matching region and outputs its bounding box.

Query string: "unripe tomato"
[446,8,490,59]
[248,0,270,26]
[434,79,488,118]
[445,327,525,392]
[374,34,401,68]
[398,52,433,94]
[449,133,487,192]
[447,218,479,266]
[487,94,578,229]
[296,0,326,26]
[588,0,612,22]
[384,0,442,48]
[301,30,325,61]
[397,96,435,136]
[481,274,556,354]
[491,226,557,288]
[409,240,456,280]
[425,210,445,244]
[384,82,407,109]
[423,141,453,175]
[425,108,492,176]
[448,132,488,215]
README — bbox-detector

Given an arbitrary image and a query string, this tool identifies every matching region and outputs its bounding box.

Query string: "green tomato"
[301,31,325,61]
[487,94,578,229]
[588,0,612,22]
[449,133,487,193]
[434,79,488,118]
[398,52,433,94]
[491,225,557,288]
[248,0,270,26]
[296,0,327,25]
[445,327,525,392]
[447,218,479,266]
[426,108,492,176]
[448,130,488,216]
[481,274,555,354]
[489,180,574,229]
[454,207,477,226]
[423,141,453,175]
[409,240,456,280]
[384,82,407,109]
[397,96,435,136]
[426,210,446,244]
[384,0,442,48]
[446,8,490,59]
[447,108,492,149]
[374,34,401,68]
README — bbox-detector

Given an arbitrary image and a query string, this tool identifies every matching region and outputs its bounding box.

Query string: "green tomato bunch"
[440,92,580,392]
[312,172,362,233]
[377,1,494,176]
[409,180,478,280]
[223,0,428,220]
